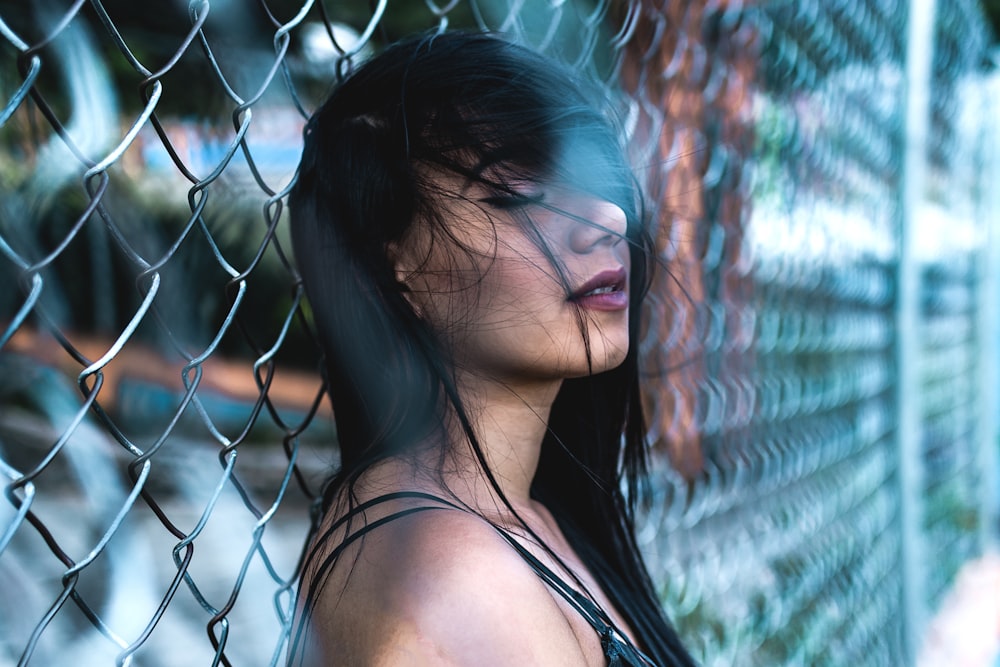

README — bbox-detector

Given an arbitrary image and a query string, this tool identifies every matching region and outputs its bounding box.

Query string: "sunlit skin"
[300,183,641,666]
[395,182,632,388]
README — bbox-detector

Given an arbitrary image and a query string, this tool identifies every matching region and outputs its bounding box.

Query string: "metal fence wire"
[0,1,997,666]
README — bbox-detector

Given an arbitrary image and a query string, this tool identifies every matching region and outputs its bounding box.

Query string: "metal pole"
[898,0,936,662]
[976,49,1000,553]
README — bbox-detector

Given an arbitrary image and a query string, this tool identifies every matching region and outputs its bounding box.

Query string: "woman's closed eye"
[477,191,546,210]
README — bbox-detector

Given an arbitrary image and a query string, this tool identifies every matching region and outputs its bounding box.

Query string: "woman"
[287,30,694,667]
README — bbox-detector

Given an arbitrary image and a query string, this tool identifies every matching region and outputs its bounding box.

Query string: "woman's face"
[393,179,632,386]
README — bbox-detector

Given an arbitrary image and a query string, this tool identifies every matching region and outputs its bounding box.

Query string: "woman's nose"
[567,199,628,254]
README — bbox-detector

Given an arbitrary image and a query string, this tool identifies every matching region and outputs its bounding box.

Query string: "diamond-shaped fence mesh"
[0,1,996,666]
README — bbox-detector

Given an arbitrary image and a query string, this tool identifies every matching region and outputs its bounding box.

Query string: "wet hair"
[289,30,693,666]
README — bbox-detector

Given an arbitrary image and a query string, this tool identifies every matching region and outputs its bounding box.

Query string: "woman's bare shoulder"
[298,506,589,666]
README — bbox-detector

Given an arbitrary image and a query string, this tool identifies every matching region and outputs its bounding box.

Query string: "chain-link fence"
[0,1,996,666]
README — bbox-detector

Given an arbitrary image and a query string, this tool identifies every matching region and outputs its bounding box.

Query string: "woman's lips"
[569,267,629,311]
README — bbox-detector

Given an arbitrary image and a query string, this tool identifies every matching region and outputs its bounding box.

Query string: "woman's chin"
[564,345,629,378]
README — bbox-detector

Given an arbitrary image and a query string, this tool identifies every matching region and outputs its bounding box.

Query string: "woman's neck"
[449,372,562,508]
[354,373,562,515]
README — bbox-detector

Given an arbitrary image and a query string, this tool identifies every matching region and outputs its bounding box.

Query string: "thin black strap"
[312,490,466,550]
[309,491,606,630]
[298,491,658,667]
[292,501,457,665]
[492,529,611,628]
[307,492,466,610]
[489,532,658,667]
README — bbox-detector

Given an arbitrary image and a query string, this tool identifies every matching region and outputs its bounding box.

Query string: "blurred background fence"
[1,1,998,665]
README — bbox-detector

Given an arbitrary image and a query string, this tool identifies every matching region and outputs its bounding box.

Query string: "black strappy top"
[301,491,658,667]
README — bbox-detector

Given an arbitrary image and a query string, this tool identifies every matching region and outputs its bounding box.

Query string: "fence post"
[898,0,936,662]
[977,49,1000,554]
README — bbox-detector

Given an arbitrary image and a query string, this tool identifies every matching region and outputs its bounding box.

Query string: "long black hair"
[289,30,694,666]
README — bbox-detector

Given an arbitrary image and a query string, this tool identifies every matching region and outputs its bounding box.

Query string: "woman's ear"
[385,239,424,318]
[385,239,413,289]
